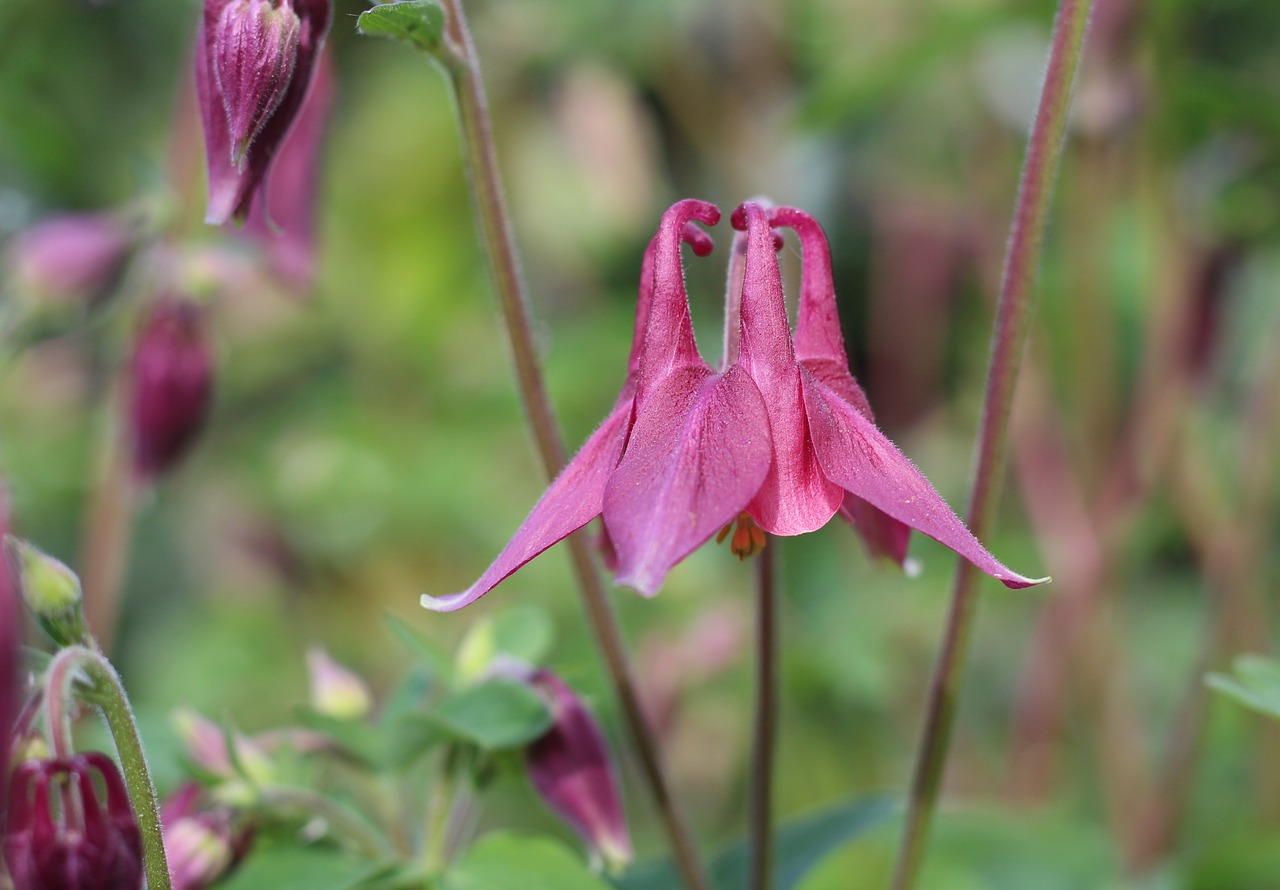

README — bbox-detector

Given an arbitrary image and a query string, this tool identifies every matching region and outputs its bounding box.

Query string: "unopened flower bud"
[126,296,214,481]
[525,670,632,873]
[3,752,144,890]
[162,783,253,890]
[197,0,333,225]
[5,212,133,308]
[4,536,87,648]
[306,646,372,720]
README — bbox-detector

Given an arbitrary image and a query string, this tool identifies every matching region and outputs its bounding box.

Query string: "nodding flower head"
[196,0,332,225]
[423,199,1045,612]
[3,753,144,890]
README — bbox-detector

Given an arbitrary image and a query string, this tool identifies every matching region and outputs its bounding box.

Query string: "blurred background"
[2,0,1280,886]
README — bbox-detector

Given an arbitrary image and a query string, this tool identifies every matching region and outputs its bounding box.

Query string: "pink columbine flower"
[525,670,632,872]
[196,0,332,225]
[126,296,214,481]
[3,753,144,890]
[424,200,1044,610]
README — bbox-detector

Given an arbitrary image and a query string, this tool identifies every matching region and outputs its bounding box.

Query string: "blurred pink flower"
[162,783,253,890]
[126,296,214,481]
[197,0,332,225]
[525,670,631,871]
[425,200,1043,610]
[6,212,133,308]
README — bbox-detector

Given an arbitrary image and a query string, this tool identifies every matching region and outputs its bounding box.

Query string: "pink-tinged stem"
[889,2,1094,887]
[435,4,710,888]
[749,543,778,890]
[80,418,136,654]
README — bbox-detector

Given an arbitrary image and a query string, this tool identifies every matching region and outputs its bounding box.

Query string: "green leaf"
[384,614,451,679]
[217,844,378,890]
[357,2,447,55]
[455,605,555,683]
[431,679,553,750]
[1207,654,1280,720]
[296,707,388,767]
[614,795,896,890]
[444,833,613,890]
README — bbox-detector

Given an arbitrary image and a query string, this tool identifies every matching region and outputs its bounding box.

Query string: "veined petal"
[422,405,631,612]
[731,202,843,535]
[803,370,1045,589]
[604,364,772,596]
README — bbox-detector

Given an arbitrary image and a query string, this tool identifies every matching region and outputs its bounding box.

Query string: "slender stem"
[80,412,136,654]
[258,785,397,859]
[45,646,172,890]
[421,755,454,873]
[889,2,1094,887]
[433,4,710,889]
[43,648,82,761]
[749,544,778,890]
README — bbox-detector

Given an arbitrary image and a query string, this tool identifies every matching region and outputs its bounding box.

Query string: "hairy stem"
[889,2,1094,886]
[749,544,779,890]
[434,3,709,888]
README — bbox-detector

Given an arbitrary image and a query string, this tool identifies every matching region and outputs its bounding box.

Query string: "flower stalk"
[45,645,173,890]
[748,543,778,890]
[433,2,710,887]
[889,1,1094,887]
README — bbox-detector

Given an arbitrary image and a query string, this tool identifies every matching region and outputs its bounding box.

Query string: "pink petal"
[422,406,631,612]
[731,202,843,535]
[604,365,772,596]
[770,206,850,370]
[803,371,1046,589]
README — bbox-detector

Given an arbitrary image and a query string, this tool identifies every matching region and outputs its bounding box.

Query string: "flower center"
[715,512,767,560]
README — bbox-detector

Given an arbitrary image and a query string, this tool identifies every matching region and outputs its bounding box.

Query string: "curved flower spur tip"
[803,381,1047,590]
[627,221,718,386]
[421,406,633,613]
[765,206,851,370]
[726,201,844,537]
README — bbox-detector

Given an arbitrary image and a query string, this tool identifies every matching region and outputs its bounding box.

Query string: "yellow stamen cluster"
[715,512,767,560]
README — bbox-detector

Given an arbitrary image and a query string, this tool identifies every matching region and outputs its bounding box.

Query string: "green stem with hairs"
[889,2,1094,887]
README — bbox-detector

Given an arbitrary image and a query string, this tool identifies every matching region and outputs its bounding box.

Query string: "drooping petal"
[422,405,631,612]
[604,364,772,596]
[730,202,843,535]
[802,371,1046,589]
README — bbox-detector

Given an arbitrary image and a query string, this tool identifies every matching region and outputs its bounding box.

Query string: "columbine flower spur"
[424,199,1045,611]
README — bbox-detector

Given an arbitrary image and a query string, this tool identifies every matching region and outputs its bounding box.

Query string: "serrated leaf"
[431,679,552,750]
[1207,654,1280,721]
[444,833,613,890]
[357,2,447,55]
[217,844,378,890]
[613,795,896,890]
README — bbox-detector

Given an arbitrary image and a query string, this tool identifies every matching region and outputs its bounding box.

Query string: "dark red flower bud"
[126,297,214,481]
[3,753,144,890]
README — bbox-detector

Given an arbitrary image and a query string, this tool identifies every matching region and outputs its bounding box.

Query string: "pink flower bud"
[3,753,144,890]
[5,212,133,307]
[126,296,214,481]
[525,670,632,872]
[306,645,372,720]
[162,783,253,890]
[197,0,333,225]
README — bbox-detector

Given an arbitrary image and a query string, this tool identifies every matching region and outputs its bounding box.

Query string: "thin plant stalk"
[889,1,1094,886]
[749,543,778,890]
[80,418,136,653]
[434,3,710,888]
[46,646,172,890]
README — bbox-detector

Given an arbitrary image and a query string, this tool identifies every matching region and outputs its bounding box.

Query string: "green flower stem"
[258,785,397,860]
[45,646,171,890]
[749,544,778,890]
[434,3,711,889]
[889,2,1094,887]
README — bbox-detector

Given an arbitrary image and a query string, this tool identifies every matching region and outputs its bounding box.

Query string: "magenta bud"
[3,753,144,890]
[197,0,333,225]
[525,671,632,872]
[5,213,133,307]
[126,296,214,481]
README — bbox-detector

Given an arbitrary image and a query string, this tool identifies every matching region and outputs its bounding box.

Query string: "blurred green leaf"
[615,795,895,890]
[357,2,447,55]
[296,707,389,767]
[384,614,452,678]
[444,832,613,890]
[1206,654,1280,720]
[431,679,553,750]
[217,844,377,890]
[455,605,555,683]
